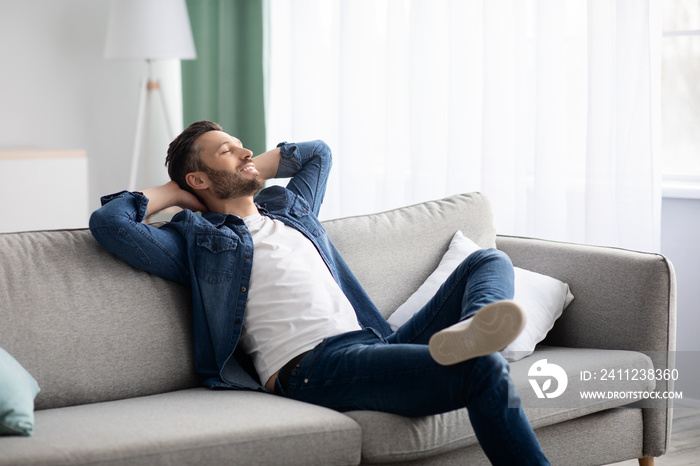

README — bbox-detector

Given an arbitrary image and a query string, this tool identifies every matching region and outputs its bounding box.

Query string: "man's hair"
[165,120,223,193]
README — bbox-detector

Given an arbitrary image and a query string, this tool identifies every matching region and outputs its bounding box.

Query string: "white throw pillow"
[387,231,574,362]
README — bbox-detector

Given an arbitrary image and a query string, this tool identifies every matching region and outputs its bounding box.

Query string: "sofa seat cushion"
[345,346,654,464]
[0,388,361,466]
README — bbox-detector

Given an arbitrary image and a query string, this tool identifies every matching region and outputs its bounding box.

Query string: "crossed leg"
[278,249,549,465]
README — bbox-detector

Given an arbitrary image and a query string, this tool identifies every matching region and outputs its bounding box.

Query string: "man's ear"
[185,172,209,192]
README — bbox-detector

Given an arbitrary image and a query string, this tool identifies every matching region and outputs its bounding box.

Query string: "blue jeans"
[275,249,550,465]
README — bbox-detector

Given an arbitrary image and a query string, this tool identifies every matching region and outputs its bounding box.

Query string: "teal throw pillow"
[0,347,40,436]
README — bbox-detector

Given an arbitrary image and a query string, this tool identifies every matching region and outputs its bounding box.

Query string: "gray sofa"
[0,192,676,465]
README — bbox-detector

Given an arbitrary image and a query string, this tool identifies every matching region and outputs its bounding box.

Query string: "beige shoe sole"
[428,300,526,366]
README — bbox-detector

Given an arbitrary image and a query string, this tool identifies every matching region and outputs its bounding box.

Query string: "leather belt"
[274,350,312,395]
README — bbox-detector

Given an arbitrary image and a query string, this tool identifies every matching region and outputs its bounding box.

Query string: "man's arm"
[272,140,332,216]
[142,181,208,218]
[89,186,197,285]
[252,147,282,181]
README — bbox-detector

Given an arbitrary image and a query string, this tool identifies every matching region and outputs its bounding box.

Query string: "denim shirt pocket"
[289,197,323,237]
[194,231,239,284]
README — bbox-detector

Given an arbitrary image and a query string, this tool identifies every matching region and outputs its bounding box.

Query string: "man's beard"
[203,166,264,200]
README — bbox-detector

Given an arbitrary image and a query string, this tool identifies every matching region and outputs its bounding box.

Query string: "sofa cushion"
[0,388,361,466]
[0,348,40,436]
[386,230,575,361]
[0,229,200,410]
[323,193,497,318]
[345,346,654,464]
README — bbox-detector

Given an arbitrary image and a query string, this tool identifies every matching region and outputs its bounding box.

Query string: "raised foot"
[428,300,526,366]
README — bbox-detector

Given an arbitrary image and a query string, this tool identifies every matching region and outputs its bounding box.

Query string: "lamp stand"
[128,59,177,191]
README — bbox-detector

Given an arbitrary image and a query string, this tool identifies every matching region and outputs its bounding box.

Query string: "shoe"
[428,300,526,366]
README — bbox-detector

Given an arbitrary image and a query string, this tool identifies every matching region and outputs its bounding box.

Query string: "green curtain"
[182,0,266,155]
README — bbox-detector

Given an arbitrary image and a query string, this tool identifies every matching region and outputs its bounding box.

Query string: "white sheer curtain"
[264,0,662,251]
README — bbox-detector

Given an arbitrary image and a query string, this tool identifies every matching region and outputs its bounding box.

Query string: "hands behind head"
[165,181,209,213]
[142,181,208,218]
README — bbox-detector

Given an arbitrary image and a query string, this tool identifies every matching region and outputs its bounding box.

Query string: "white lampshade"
[104,0,197,60]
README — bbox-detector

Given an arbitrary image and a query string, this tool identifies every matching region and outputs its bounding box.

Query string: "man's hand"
[142,181,208,218]
[252,148,282,181]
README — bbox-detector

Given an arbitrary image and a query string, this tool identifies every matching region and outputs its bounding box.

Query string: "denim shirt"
[89,140,392,391]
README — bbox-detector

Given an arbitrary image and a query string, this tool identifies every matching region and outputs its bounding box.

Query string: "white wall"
[0,0,182,222]
[660,197,700,403]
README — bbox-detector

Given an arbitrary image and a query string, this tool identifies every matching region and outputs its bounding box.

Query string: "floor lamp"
[103,0,197,191]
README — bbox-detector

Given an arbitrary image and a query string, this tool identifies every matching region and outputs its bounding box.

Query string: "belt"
[274,350,312,395]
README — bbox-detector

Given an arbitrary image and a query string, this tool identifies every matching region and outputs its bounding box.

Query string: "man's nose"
[240,148,253,159]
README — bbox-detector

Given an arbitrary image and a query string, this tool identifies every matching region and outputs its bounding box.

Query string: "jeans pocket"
[285,340,327,395]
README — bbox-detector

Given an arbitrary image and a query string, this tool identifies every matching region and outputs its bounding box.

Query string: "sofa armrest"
[496,235,677,458]
[496,235,676,353]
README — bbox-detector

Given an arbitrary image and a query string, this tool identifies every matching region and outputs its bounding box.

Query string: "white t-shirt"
[239,213,362,385]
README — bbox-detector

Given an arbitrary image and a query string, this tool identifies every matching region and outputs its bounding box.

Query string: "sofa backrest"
[0,229,200,410]
[0,192,496,410]
[323,193,497,318]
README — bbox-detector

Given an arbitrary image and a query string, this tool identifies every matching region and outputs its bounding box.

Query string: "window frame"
[661,27,700,199]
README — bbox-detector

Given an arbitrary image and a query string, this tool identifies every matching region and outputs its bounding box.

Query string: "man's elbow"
[89,207,105,232]
[89,206,115,233]
[313,140,333,165]
[89,205,132,239]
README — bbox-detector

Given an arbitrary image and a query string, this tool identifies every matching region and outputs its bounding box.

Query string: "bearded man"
[89,120,549,465]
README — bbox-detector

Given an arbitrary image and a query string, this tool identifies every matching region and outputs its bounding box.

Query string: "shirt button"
[246,254,251,259]
[212,244,218,251]
[241,287,247,292]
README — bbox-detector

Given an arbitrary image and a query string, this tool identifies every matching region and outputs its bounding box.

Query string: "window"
[662,0,700,197]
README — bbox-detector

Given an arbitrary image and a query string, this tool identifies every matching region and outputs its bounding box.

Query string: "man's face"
[194,131,264,199]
